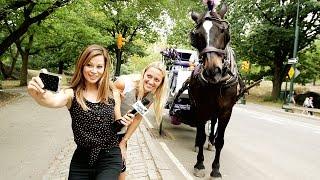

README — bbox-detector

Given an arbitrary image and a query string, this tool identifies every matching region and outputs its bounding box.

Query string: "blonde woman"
[27,44,133,179]
[114,61,168,180]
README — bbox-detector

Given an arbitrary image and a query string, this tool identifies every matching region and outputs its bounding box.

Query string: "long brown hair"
[70,44,113,110]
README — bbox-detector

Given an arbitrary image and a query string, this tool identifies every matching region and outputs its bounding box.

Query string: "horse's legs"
[207,117,217,151]
[210,117,230,178]
[193,123,206,177]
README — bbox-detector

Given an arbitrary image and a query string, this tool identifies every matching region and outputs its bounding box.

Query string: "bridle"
[192,13,230,57]
[191,13,237,86]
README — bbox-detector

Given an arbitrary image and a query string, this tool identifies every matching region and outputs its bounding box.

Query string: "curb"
[243,102,320,121]
[275,108,320,121]
[139,123,174,180]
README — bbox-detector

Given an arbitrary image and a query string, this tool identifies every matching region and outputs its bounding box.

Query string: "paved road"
[0,91,73,180]
[155,103,320,180]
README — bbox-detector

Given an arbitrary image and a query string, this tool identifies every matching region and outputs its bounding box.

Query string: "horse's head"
[190,4,230,84]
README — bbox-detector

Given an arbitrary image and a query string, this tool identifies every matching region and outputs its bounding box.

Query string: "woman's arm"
[120,115,143,145]
[27,76,72,108]
[119,101,153,145]
[113,89,122,120]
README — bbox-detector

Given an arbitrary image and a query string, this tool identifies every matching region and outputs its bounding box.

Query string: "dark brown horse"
[188,4,240,178]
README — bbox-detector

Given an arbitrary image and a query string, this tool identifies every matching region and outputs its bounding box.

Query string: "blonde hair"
[70,44,113,111]
[136,61,168,125]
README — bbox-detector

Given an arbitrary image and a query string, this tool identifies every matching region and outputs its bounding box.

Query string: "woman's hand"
[27,76,45,97]
[118,113,134,127]
[119,139,127,160]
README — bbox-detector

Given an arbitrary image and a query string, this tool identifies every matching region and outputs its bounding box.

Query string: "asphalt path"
[0,92,73,180]
[154,103,320,180]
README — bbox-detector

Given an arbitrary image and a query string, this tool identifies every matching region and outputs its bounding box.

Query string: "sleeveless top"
[68,93,118,166]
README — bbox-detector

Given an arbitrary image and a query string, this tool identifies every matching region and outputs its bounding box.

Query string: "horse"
[187,3,241,178]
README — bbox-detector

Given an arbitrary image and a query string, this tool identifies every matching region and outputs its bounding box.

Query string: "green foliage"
[165,0,204,48]
[295,40,320,84]
[224,0,320,98]
[30,0,112,73]
[121,42,163,74]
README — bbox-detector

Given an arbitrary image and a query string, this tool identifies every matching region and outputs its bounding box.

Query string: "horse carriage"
[159,2,262,178]
[161,48,204,127]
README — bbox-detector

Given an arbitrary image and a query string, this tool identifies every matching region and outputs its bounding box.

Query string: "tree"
[296,40,320,85]
[98,0,167,76]
[0,0,73,57]
[225,0,320,99]
[165,0,204,47]
[29,0,113,74]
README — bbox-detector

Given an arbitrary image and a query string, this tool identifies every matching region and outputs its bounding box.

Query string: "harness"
[193,45,239,89]
[170,11,244,114]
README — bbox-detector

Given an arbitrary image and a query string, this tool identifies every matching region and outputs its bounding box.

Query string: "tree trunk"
[0,61,9,79]
[58,60,64,74]
[114,49,123,77]
[20,53,29,86]
[8,47,19,77]
[18,34,33,86]
[271,59,284,99]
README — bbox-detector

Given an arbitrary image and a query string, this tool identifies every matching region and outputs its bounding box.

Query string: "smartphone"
[39,72,60,92]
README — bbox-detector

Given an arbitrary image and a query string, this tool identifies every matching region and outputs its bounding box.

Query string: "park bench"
[282,104,320,114]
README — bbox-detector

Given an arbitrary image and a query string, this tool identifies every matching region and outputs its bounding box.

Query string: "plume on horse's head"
[190,3,231,84]
[202,0,221,11]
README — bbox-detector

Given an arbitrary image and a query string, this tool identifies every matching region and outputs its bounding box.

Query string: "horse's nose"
[214,67,221,74]
[205,67,221,77]
[209,67,221,76]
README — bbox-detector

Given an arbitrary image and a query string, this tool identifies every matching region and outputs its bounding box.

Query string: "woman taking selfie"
[27,44,133,179]
[114,61,168,180]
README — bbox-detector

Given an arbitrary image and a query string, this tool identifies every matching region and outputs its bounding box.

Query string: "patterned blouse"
[68,95,119,166]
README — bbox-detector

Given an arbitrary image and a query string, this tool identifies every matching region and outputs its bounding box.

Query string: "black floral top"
[68,95,118,166]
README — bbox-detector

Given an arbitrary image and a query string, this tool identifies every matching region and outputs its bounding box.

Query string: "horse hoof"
[207,142,214,151]
[194,146,199,152]
[210,170,222,178]
[193,168,205,177]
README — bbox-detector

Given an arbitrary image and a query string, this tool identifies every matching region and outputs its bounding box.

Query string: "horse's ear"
[191,11,200,22]
[218,3,228,19]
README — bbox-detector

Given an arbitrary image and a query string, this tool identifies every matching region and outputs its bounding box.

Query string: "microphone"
[127,98,151,115]
[113,95,153,133]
